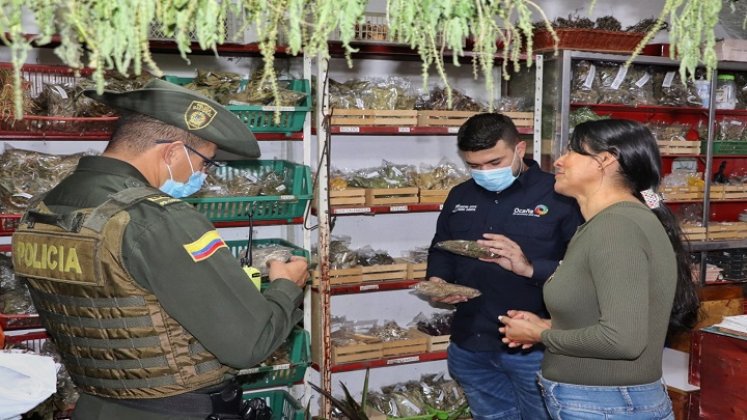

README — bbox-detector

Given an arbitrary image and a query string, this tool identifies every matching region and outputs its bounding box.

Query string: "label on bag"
[663,71,676,88]
[583,64,596,89]
[635,73,651,88]
[610,66,628,90]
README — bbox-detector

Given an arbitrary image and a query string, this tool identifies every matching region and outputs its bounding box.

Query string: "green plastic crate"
[704,141,747,155]
[238,327,310,390]
[184,160,312,222]
[243,390,304,420]
[164,76,310,134]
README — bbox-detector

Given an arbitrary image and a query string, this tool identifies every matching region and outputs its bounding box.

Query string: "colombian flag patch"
[183,230,227,262]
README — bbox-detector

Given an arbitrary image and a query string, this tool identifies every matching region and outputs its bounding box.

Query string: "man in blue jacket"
[427,113,582,420]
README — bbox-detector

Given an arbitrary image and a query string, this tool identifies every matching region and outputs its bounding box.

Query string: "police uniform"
[11,80,301,419]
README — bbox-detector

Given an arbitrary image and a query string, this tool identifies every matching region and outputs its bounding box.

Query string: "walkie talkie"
[240,209,262,290]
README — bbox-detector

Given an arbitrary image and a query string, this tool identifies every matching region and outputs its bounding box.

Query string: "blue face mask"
[159,146,207,198]
[470,150,521,192]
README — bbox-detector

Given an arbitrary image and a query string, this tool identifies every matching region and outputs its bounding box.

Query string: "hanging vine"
[0,0,731,117]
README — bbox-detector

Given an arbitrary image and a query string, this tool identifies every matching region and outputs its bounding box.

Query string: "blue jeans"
[448,342,550,420]
[538,373,675,419]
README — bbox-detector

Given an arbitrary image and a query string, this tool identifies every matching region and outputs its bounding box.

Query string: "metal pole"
[315,54,332,418]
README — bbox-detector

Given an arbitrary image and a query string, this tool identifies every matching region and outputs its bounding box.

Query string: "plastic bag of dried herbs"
[356,246,395,266]
[653,70,702,107]
[570,60,600,104]
[0,68,39,117]
[569,107,609,128]
[0,254,36,315]
[0,146,91,212]
[412,159,469,190]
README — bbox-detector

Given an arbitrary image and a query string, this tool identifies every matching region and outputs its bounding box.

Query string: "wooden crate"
[707,222,747,240]
[661,186,703,201]
[419,188,451,204]
[361,262,409,282]
[365,187,419,205]
[312,266,364,285]
[331,109,417,126]
[657,140,701,156]
[332,342,384,364]
[405,261,427,279]
[330,188,366,206]
[410,329,450,352]
[681,225,707,241]
[381,330,428,357]
[723,184,747,200]
[416,110,533,129]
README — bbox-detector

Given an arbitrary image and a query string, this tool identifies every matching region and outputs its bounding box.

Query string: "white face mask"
[158,146,207,198]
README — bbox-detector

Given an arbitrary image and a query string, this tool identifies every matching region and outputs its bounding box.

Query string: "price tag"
[583,64,596,89]
[360,285,380,291]
[279,195,295,200]
[340,126,360,133]
[448,127,459,134]
[398,127,411,133]
[260,106,295,112]
[635,72,651,88]
[389,205,408,212]
[663,71,676,88]
[387,356,420,365]
[334,207,371,215]
[610,66,628,90]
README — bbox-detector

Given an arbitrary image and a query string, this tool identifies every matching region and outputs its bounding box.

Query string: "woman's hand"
[498,310,550,349]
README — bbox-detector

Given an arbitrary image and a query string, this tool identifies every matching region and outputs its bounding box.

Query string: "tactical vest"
[11,187,230,399]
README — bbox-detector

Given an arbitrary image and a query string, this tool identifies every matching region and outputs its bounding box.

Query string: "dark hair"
[457,113,520,151]
[106,111,208,153]
[570,119,699,332]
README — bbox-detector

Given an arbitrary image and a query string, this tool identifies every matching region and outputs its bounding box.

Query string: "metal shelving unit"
[312,44,545,417]
[544,49,747,285]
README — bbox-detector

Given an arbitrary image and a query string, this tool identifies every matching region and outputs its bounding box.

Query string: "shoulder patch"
[147,196,183,207]
[183,230,227,262]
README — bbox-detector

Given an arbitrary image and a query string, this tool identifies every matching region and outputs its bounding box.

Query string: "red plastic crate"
[2,330,48,352]
[0,213,21,235]
[0,63,118,139]
[0,313,42,331]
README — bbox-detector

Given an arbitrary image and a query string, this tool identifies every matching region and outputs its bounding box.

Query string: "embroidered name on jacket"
[183,230,227,262]
[513,204,549,217]
[452,204,477,213]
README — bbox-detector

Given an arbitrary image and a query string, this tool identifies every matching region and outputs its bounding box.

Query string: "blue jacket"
[427,159,582,351]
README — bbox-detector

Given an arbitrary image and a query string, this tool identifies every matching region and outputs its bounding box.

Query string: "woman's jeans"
[538,373,675,419]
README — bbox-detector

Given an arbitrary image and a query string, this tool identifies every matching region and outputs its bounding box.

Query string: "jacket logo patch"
[452,204,477,213]
[513,205,549,217]
[184,101,217,130]
[183,230,226,262]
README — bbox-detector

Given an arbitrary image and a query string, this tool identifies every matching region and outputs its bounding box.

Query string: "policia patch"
[184,100,217,130]
[12,231,98,285]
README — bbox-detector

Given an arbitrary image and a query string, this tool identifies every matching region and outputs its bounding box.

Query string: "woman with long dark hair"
[486,119,700,419]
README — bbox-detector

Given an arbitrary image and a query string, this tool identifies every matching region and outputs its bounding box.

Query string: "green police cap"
[84,79,260,158]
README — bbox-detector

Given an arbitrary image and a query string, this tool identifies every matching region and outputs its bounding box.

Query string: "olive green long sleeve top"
[540,201,677,386]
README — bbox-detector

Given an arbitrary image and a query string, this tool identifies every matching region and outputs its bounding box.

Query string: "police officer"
[426,113,582,420]
[11,79,308,420]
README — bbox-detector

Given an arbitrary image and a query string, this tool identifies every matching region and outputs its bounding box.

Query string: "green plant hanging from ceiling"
[0,0,556,118]
[0,0,733,119]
